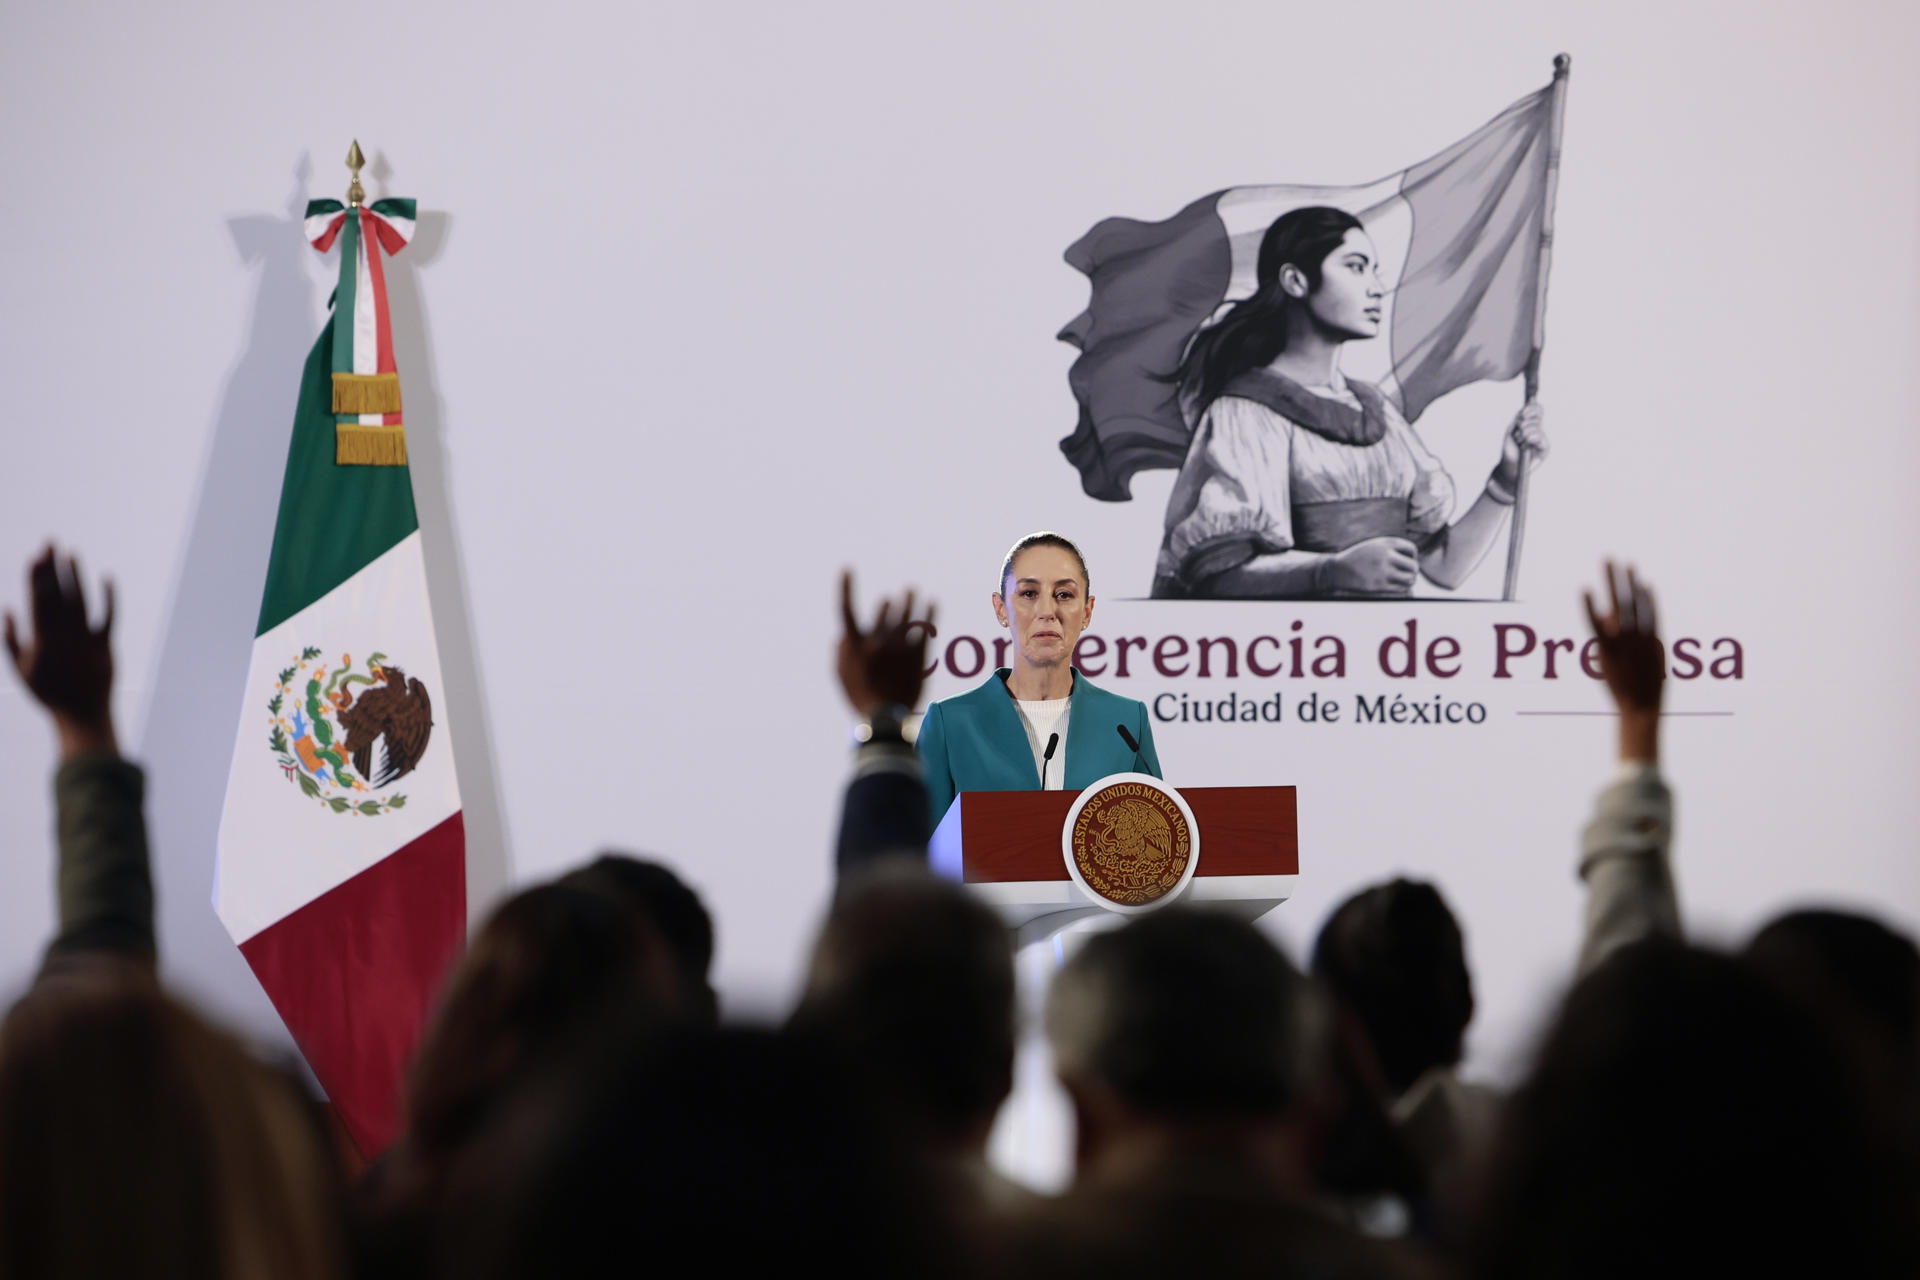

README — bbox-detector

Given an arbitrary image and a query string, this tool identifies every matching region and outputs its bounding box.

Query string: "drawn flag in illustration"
[1060,71,1562,501]
[214,183,464,1157]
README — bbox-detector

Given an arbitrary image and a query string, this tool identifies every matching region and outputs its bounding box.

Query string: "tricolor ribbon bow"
[305,196,418,466]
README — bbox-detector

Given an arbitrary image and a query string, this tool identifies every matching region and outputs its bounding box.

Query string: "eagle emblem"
[265,648,433,817]
[1065,778,1195,910]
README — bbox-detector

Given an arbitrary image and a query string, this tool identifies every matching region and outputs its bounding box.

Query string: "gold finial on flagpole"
[345,140,366,208]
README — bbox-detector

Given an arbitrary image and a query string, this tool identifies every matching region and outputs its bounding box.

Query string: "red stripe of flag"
[361,214,403,425]
[239,811,467,1156]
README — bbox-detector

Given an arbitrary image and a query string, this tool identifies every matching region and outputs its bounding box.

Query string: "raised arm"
[5,546,155,970]
[1574,560,1679,975]
[833,570,938,875]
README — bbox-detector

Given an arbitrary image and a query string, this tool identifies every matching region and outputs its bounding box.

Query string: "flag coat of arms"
[215,191,464,1157]
[1059,67,1565,503]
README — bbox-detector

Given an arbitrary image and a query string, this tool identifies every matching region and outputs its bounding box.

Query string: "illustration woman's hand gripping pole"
[1419,401,1549,590]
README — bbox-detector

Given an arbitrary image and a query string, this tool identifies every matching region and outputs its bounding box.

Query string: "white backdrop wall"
[4,0,1918,1096]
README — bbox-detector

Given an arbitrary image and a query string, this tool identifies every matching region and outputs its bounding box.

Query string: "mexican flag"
[1059,63,1567,501]
[214,195,464,1157]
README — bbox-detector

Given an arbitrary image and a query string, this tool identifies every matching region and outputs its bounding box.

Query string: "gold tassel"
[336,423,409,467]
[331,372,402,415]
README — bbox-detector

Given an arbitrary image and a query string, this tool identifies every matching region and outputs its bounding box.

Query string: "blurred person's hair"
[1747,907,1920,1153]
[437,1023,954,1279]
[1471,943,1918,1279]
[403,881,676,1164]
[1046,908,1328,1117]
[0,972,344,1280]
[1311,878,1474,1095]
[560,851,718,1022]
[1746,907,1918,1066]
[791,862,1014,1140]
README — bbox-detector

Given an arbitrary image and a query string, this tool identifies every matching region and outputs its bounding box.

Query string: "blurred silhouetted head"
[0,972,344,1280]
[1047,909,1327,1121]
[1472,943,1918,1279]
[1746,907,1918,1060]
[560,852,717,1022]
[1747,907,1920,1143]
[438,1024,951,1279]
[1311,878,1474,1095]
[403,882,678,1163]
[791,863,1015,1150]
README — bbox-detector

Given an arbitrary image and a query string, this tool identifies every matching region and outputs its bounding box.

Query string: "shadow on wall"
[138,155,512,1051]
[373,143,515,928]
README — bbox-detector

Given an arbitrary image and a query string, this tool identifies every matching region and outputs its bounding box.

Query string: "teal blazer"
[917,668,1162,829]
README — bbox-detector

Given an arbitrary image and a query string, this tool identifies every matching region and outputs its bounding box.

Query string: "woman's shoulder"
[1204,386,1297,430]
[928,672,1014,719]
[1071,671,1148,718]
[1215,369,1387,447]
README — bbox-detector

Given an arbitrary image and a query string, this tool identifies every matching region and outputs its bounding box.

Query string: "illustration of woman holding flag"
[1150,206,1548,599]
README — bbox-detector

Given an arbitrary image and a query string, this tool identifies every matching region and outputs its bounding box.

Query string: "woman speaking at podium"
[917,532,1161,828]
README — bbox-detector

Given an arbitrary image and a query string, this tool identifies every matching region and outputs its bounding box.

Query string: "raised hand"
[837,570,937,715]
[1583,560,1663,761]
[4,545,117,756]
[1493,400,1549,492]
[1326,536,1420,596]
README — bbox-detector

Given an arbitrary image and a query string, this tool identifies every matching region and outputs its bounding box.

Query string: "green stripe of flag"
[331,213,360,379]
[256,322,419,635]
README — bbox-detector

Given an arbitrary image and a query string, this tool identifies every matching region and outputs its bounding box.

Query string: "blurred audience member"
[2,546,351,1275]
[561,851,719,1022]
[1314,880,1474,1104]
[361,882,682,1274]
[1747,907,1920,1151]
[0,968,346,1280]
[1018,909,1418,1278]
[791,862,1024,1218]
[402,882,679,1159]
[1470,943,1918,1279]
[1308,1014,1427,1233]
[1313,878,1490,1235]
[436,1023,955,1279]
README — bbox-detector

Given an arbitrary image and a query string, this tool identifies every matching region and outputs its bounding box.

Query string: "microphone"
[1041,732,1060,789]
[1116,723,1141,756]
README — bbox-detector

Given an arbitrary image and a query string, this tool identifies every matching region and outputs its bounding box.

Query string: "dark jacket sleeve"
[46,753,157,969]
[834,741,933,876]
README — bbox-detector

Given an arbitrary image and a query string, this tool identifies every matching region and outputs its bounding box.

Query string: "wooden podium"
[930,783,1299,940]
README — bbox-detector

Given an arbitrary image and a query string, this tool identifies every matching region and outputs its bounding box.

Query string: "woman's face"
[1304,227,1385,341]
[993,545,1093,671]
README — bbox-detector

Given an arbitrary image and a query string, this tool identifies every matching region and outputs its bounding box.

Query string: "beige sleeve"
[1576,762,1680,976]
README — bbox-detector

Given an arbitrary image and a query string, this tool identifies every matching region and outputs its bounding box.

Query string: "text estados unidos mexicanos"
[1077,784,1182,817]
[918,618,1744,683]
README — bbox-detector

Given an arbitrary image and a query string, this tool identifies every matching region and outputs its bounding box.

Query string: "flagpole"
[1502,53,1571,603]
